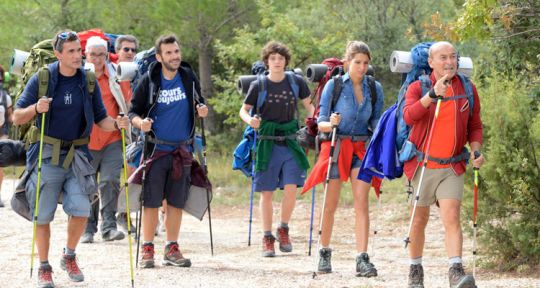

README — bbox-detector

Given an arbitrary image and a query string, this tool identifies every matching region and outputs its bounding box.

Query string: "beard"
[162,59,180,72]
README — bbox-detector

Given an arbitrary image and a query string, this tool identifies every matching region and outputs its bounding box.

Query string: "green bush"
[465,73,540,270]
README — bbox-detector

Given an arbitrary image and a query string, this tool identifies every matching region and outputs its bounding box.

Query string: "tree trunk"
[198,41,219,133]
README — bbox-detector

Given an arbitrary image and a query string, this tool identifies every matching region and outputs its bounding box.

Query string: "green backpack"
[13,39,95,143]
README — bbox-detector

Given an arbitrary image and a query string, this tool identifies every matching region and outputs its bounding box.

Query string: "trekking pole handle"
[473,151,481,171]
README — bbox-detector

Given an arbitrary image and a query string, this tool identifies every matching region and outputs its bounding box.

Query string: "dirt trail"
[0,178,538,288]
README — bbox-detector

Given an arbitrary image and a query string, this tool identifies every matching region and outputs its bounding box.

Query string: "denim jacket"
[318,73,384,136]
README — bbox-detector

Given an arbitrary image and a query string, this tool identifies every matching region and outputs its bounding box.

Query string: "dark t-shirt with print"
[244,74,310,123]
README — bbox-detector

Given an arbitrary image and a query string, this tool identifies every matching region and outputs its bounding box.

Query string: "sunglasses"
[55,31,79,51]
[122,47,137,53]
[58,31,78,40]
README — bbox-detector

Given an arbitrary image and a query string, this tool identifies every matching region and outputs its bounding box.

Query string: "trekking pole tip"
[403,237,410,248]
[312,272,317,279]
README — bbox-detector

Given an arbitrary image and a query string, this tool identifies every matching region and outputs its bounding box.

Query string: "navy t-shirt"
[48,73,85,140]
[151,72,192,151]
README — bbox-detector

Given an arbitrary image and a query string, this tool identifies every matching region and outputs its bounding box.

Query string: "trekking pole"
[197,103,214,256]
[472,150,481,278]
[30,97,47,278]
[135,132,147,268]
[312,118,339,279]
[371,189,382,256]
[119,113,135,288]
[248,115,259,247]
[308,150,318,256]
[404,96,443,248]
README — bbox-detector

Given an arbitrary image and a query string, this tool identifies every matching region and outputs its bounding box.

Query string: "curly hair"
[261,41,291,68]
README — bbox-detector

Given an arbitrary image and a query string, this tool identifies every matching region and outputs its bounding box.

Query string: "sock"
[40,260,50,268]
[449,256,462,266]
[166,241,177,246]
[280,222,288,229]
[64,247,75,256]
[143,241,153,246]
[410,257,422,265]
[357,252,368,258]
[264,231,272,237]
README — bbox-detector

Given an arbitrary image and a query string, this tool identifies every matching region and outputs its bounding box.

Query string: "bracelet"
[34,104,39,114]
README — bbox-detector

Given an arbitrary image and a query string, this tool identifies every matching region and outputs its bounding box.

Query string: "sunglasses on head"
[58,31,78,40]
[122,47,137,53]
[55,31,78,51]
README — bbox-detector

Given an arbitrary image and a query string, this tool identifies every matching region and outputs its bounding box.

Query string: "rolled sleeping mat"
[306,63,375,83]
[389,50,473,77]
[84,62,95,73]
[237,69,305,96]
[117,61,139,81]
[10,49,30,76]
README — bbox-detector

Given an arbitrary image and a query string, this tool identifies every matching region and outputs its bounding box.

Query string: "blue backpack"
[131,47,157,93]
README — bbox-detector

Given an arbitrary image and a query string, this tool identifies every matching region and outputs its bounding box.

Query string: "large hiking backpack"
[298,58,378,150]
[131,47,157,93]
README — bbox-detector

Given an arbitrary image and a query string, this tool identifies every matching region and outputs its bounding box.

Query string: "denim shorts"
[26,158,91,224]
[143,154,191,209]
[329,154,372,183]
[254,145,306,192]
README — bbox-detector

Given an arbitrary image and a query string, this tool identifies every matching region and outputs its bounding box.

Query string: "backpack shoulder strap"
[457,73,474,116]
[330,75,343,114]
[285,71,300,99]
[419,74,432,97]
[86,70,96,97]
[255,74,267,115]
[37,67,50,100]
[366,75,377,109]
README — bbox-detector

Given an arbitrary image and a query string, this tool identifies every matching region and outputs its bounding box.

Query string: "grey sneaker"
[102,229,125,241]
[318,248,332,273]
[408,264,424,288]
[80,233,94,244]
[140,243,155,268]
[449,263,476,288]
[356,253,377,277]
[162,242,191,267]
[60,254,84,282]
[37,265,55,288]
[117,213,136,234]
[276,226,292,252]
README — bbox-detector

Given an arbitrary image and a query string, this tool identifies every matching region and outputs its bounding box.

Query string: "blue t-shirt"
[151,72,192,151]
[48,73,85,140]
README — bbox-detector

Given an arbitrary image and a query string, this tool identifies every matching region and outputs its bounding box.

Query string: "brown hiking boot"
[262,235,276,257]
[162,242,191,267]
[60,254,84,282]
[276,226,292,252]
[449,263,476,288]
[408,264,424,288]
[37,265,55,288]
[139,243,155,268]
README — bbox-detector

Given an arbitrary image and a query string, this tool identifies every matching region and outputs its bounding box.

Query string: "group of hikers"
[4,28,483,288]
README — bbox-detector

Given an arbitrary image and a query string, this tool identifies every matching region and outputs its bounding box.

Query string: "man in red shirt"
[403,41,485,288]
[81,36,132,243]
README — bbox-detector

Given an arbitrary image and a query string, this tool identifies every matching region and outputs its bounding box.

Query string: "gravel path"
[0,178,538,288]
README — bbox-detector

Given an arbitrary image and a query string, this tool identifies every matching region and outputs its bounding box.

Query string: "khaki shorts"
[410,168,464,206]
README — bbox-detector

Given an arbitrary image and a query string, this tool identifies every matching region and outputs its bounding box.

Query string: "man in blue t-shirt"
[13,31,129,288]
[129,34,208,269]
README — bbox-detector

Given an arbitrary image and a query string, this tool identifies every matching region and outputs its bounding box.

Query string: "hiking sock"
[64,247,76,256]
[357,252,368,258]
[166,241,178,246]
[143,241,153,246]
[40,261,50,268]
[410,256,422,265]
[264,231,273,237]
[280,222,289,229]
[449,256,462,267]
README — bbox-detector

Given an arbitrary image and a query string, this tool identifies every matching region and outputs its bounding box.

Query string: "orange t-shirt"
[425,86,456,168]
[88,68,132,151]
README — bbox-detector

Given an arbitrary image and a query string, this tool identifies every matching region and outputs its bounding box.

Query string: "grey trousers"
[85,141,123,235]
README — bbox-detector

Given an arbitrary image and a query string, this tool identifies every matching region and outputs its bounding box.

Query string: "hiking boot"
[317,248,332,273]
[449,263,476,288]
[276,226,292,252]
[140,243,155,268]
[408,264,424,288]
[356,253,377,277]
[60,254,84,282]
[37,265,54,288]
[102,229,125,241]
[80,232,94,244]
[262,235,276,257]
[162,242,191,267]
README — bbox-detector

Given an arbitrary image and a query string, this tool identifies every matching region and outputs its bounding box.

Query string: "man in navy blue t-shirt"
[13,30,129,288]
[129,34,208,269]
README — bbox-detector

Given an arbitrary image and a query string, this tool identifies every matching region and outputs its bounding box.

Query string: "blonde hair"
[344,41,371,61]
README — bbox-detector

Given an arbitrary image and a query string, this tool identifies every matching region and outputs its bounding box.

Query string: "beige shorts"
[410,168,464,206]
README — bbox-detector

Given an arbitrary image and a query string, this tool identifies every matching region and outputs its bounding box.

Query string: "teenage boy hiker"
[129,34,208,268]
[80,36,132,243]
[13,30,129,288]
[239,41,314,257]
[403,41,484,288]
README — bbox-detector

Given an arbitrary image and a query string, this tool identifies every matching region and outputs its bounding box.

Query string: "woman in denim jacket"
[304,41,383,276]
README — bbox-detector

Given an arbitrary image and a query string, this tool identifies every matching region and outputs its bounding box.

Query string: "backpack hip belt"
[415,149,470,165]
[147,135,193,147]
[257,134,297,141]
[29,134,89,169]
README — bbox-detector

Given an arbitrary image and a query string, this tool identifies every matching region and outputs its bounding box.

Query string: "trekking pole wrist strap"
[34,104,39,114]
